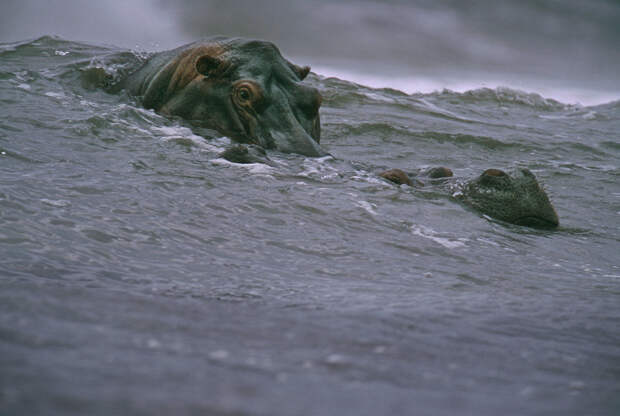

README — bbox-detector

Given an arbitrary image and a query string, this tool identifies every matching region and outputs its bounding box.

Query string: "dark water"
[1,36,620,415]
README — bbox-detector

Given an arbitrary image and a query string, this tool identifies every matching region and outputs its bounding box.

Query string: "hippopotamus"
[380,167,559,228]
[114,37,326,157]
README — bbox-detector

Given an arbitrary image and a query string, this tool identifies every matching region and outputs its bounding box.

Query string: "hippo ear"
[289,63,311,81]
[195,55,222,77]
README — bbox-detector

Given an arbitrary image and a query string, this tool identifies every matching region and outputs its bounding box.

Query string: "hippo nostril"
[482,169,507,177]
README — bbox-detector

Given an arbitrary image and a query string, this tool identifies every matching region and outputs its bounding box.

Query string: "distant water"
[1,36,619,416]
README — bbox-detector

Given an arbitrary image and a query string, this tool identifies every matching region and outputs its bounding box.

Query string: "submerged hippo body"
[118,37,325,157]
[380,167,559,228]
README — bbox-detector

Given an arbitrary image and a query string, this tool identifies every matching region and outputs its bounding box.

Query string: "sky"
[1,0,619,104]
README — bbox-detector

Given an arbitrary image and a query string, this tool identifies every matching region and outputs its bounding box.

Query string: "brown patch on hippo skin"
[379,169,421,187]
[165,44,228,97]
[427,167,453,179]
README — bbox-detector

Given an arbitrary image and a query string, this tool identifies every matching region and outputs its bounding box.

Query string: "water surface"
[1,36,619,416]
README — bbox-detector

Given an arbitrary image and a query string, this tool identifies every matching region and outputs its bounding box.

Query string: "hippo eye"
[233,81,264,110]
[238,87,251,101]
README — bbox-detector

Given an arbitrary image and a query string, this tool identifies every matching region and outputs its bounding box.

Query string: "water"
[1,35,619,415]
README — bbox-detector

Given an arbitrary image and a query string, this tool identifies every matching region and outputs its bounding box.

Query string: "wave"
[313,66,619,108]
[422,87,568,111]
[5,36,619,110]
[0,35,114,56]
[317,73,606,110]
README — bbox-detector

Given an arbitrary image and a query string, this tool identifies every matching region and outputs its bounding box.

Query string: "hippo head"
[140,38,325,157]
[459,168,559,228]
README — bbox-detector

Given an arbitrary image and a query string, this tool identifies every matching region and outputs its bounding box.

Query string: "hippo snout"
[254,84,326,157]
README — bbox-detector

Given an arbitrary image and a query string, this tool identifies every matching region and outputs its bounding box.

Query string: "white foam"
[416,97,476,122]
[44,91,65,99]
[355,200,378,216]
[351,170,393,186]
[152,125,229,152]
[210,158,275,174]
[152,126,193,137]
[363,91,396,103]
[41,198,71,207]
[299,157,339,180]
[411,224,467,249]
